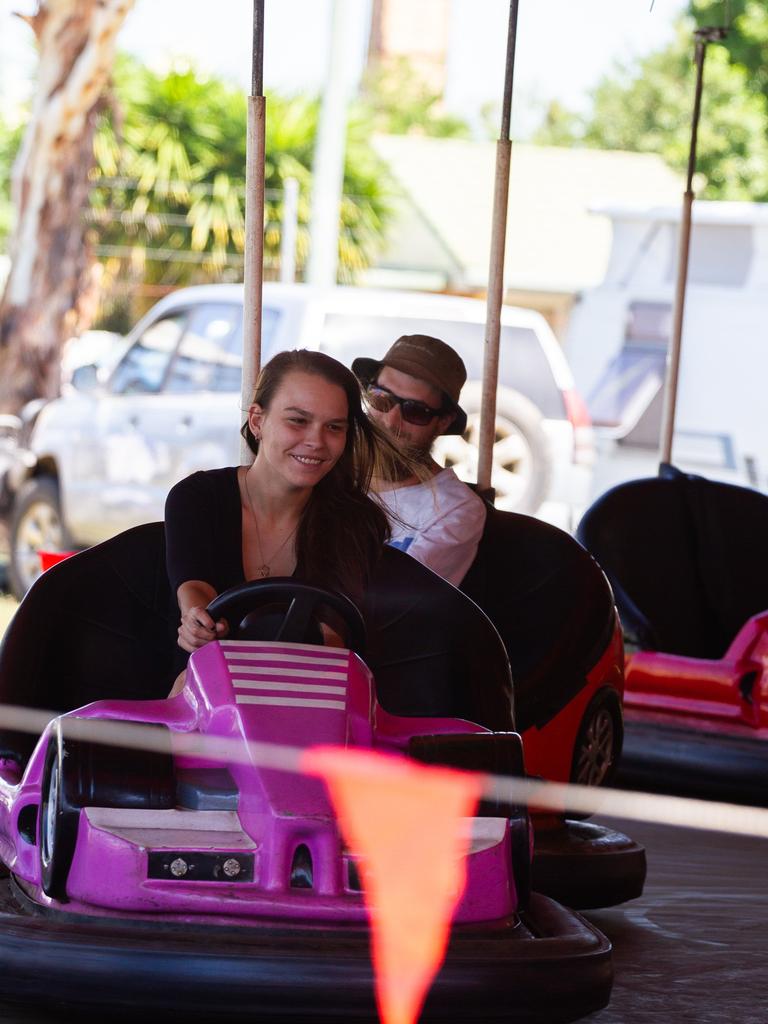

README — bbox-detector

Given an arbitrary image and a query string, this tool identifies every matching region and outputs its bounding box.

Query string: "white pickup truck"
[7,283,593,597]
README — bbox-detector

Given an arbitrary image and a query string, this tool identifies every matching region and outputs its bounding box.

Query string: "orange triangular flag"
[303,745,482,1024]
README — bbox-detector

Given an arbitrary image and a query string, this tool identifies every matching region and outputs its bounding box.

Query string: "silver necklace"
[243,470,298,579]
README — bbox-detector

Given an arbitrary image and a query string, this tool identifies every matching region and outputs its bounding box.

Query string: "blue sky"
[2,0,689,134]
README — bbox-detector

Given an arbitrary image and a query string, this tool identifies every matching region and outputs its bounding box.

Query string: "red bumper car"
[577,465,768,803]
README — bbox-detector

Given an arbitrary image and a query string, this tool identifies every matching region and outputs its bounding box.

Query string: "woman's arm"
[166,473,234,653]
[176,579,229,653]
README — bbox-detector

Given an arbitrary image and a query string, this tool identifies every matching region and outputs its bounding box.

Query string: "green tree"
[90,56,249,325]
[531,100,584,149]
[359,56,471,139]
[263,91,393,283]
[89,57,394,325]
[533,20,768,201]
[689,0,768,96]
[0,113,24,251]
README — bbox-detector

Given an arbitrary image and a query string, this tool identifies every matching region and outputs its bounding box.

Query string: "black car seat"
[0,523,178,765]
[363,544,514,732]
[0,523,514,767]
[460,505,617,734]
[576,465,768,659]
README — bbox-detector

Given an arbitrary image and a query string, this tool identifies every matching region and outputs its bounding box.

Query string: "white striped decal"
[220,640,348,657]
[223,651,349,667]
[227,666,347,680]
[222,642,350,712]
[235,695,346,710]
[232,680,345,695]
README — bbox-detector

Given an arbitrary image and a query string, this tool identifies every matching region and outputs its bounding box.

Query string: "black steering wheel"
[206,578,367,655]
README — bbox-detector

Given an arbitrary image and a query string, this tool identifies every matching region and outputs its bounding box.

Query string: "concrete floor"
[0,814,763,1023]
[583,817,768,1024]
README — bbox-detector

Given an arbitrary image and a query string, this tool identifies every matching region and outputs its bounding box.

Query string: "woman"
[165,349,401,686]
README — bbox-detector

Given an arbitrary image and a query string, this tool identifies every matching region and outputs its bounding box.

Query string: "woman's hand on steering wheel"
[206,579,366,654]
[178,605,229,653]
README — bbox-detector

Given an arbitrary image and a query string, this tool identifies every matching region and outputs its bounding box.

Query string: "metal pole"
[477,0,519,497]
[307,0,354,287]
[241,0,266,463]
[659,25,727,470]
[280,177,299,284]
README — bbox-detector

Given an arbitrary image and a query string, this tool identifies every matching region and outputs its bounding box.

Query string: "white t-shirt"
[376,468,487,587]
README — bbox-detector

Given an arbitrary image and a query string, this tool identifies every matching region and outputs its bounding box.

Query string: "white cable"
[3,703,767,841]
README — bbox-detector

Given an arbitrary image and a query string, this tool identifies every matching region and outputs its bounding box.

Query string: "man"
[352,335,486,587]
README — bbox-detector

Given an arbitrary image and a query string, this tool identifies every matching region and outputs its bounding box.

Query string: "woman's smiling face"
[248,370,349,491]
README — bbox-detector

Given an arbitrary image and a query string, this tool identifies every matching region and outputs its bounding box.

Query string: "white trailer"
[565,200,768,499]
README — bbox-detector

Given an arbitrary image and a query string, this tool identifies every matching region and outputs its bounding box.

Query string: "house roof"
[369,134,685,294]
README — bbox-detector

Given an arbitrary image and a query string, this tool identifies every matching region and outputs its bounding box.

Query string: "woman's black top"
[165,467,247,596]
[164,467,514,731]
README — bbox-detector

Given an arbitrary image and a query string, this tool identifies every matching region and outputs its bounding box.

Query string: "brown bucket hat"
[352,335,467,435]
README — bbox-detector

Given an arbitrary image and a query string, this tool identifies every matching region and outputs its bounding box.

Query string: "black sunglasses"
[365,383,448,427]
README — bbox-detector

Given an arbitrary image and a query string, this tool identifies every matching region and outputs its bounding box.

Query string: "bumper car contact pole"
[659,24,727,470]
[477,0,519,498]
[240,0,266,463]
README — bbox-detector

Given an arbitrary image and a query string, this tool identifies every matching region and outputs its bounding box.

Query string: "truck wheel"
[9,477,68,600]
[432,384,553,514]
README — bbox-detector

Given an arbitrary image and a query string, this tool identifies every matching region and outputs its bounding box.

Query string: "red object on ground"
[38,551,75,571]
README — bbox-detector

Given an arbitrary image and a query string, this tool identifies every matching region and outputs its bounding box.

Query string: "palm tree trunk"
[0,0,134,413]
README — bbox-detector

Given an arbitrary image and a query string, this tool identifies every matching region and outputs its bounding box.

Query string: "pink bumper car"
[0,527,612,1021]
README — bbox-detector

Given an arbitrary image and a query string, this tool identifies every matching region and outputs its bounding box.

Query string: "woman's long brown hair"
[241,349,398,600]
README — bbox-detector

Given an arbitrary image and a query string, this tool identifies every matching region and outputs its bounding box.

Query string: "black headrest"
[461,506,616,732]
[364,546,514,732]
[577,468,768,658]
